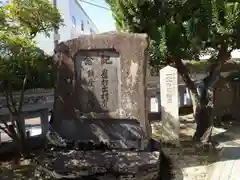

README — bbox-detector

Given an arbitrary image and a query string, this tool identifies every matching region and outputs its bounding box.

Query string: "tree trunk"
[196,47,231,144]
[175,43,231,144]
[49,60,59,126]
[193,85,213,143]
[175,58,213,144]
[190,91,200,117]
[175,59,200,114]
[2,74,29,154]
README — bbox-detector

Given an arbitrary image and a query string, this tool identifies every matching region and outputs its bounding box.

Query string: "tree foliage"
[0,32,54,90]
[107,0,240,62]
[106,0,240,143]
[0,0,63,91]
[0,0,63,152]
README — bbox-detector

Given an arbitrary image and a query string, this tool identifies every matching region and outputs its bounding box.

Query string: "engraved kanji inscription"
[83,56,93,66]
[101,54,112,65]
[101,68,109,108]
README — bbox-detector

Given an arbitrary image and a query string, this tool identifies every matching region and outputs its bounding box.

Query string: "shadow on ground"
[212,121,240,145]
[210,120,240,162]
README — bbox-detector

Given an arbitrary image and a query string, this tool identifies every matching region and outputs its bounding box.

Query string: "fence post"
[40,108,49,138]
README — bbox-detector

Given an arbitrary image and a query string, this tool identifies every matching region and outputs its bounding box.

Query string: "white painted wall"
[70,0,99,37]
[35,0,99,55]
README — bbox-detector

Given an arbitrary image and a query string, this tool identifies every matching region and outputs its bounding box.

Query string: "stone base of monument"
[35,148,161,180]
[33,120,162,179]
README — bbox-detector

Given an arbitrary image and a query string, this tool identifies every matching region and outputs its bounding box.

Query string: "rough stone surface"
[53,32,150,137]
[36,149,161,179]
[48,119,149,150]
[31,124,162,180]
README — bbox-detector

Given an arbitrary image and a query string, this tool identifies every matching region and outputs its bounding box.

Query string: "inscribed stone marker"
[53,32,150,138]
[75,50,120,113]
[160,65,179,145]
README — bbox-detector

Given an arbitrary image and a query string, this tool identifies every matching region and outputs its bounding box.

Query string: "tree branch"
[1,117,9,129]
[14,72,28,140]
[18,73,28,113]
[0,113,16,131]
[205,43,231,87]
[3,82,14,114]
[7,81,17,113]
[0,124,13,140]
[175,58,200,102]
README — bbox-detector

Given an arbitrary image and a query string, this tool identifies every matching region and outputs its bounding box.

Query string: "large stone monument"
[36,33,164,180]
[160,65,180,145]
[52,32,151,141]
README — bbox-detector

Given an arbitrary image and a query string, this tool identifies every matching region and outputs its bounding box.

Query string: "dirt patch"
[160,144,218,180]
[152,115,219,180]
[0,160,45,180]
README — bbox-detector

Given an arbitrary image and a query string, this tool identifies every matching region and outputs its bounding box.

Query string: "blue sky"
[78,0,116,33]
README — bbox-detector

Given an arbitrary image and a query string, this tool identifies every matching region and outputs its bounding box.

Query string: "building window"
[90,28,95,34]
[72,16,76,28]
[81,20,84,31]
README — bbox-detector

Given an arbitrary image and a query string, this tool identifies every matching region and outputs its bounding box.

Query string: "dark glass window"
[81,20,84,31]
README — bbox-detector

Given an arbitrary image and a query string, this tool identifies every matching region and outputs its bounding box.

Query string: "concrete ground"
[207,123,240,180]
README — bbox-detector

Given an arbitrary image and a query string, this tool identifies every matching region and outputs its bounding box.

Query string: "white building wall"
[35,0,99,55]
[58,0,72,42]
[70,0,98,38]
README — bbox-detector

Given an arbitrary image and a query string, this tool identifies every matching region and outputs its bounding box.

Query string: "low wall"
[148,105,193,121]
[0,89,54,116]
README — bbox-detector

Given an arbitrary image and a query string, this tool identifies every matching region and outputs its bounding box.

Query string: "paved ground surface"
[208,123,240,180]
